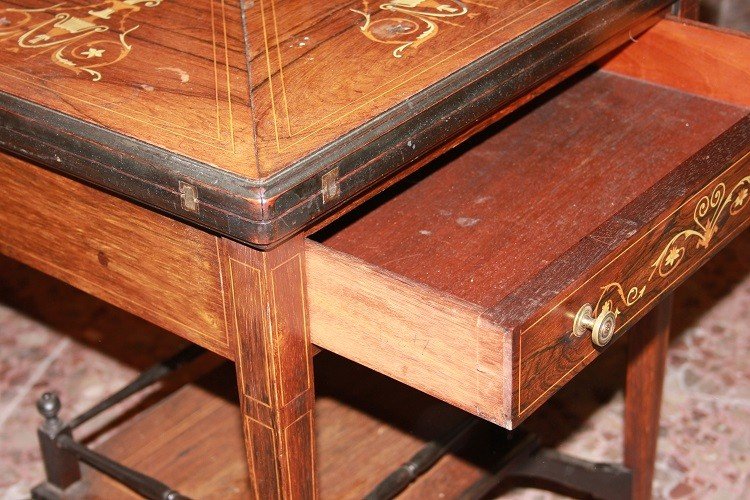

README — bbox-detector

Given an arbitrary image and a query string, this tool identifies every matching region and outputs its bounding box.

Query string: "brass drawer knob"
[573,304,617,347]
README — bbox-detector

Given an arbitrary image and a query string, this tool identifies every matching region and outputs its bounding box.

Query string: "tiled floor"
[0,254,190,500]
[1,231,748,500]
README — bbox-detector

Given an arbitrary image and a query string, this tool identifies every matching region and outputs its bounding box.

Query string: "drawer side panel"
[306,241,512,426]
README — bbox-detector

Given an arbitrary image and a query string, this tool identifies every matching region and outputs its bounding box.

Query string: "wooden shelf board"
[77,353,499,499]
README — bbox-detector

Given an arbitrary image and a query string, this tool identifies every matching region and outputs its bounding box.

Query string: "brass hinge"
[321,167,340,204]
[179,181,200,213]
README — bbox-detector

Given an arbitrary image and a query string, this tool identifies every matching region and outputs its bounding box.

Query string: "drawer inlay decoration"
[595,282,645,318]
[651,177,750,279]
[0,0,163,81]
[352,1,486,58]
[595,175,750,319]
[519,154,750,419]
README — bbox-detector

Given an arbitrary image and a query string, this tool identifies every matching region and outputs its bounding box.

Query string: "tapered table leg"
[221,237,317,499]
[624,294,673,500]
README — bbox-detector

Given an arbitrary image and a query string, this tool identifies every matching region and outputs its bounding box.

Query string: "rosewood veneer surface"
[0,0,673,245]
[310,65,750,425]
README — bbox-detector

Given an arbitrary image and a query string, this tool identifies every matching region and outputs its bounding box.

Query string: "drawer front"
[517,149,750,419]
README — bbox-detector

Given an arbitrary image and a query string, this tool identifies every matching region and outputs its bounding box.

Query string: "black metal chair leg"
[31,393,82,500]
[30,345,205,500]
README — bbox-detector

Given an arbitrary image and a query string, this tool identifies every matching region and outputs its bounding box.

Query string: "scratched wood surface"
[0,0,674,245]
[312,21,750,426]
[315,71,746,309]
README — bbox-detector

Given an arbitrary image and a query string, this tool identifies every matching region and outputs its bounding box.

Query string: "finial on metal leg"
[37,392,63,435]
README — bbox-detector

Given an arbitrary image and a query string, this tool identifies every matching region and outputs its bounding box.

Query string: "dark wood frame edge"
[0,0,671,248]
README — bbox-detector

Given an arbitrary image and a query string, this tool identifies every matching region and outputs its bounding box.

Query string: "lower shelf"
[77,353,503,499]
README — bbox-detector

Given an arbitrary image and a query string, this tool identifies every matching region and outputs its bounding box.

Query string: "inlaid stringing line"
[221,0,237,152]
[517,151,750,415]
[263,0,557,149]
[214,238,233,351]
[519,219,750,417]
[211,0,223,141]
[228,258,273,405]
[259,0,281,150]
[270,253,313,394]
[520,150,750,338]
[0,0,237,150]
[269,0,292,137]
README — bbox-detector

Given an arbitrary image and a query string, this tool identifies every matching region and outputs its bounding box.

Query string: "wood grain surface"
[306,241,512,425]
[312,53,750,426]
[220,237,317,499]
[625,295,673,500]
[508,135,750,419]
[0,0,674,246]
[314,71,746,310]
[0,0,254,175]
[0,151,232,358]
[601,18,750,108]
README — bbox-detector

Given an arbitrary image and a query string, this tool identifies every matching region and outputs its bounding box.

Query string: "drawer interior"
[313,70,745,309]
[306,19,750,427]
[601,18,750,108]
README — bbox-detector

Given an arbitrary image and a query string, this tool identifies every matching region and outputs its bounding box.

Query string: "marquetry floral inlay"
[352,0,487,58]
[0,0,163,82]
[595,282,645,318]
[594,175,750,317]
[650,177,750,279]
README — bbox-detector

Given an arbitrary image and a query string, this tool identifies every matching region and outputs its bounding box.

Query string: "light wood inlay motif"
[518,152,750,418]
[0,0,578,179]
[0,0,164,81]
[651,175,750,278]
[311,62,749,427]
[0,0,255,173]
[594,172,750,319]
[251,0,570,172]
[351,0,485,58]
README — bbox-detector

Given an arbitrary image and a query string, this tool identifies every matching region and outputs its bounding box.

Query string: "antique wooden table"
[0,0,748,498]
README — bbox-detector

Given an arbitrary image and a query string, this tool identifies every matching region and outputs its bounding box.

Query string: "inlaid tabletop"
[0,0,671,245]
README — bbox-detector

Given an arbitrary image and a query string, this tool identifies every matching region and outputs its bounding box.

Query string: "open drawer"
[305,18,750,429]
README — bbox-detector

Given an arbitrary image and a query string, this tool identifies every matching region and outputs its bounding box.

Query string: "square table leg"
[624,294,673,500]
[220,237,317,499]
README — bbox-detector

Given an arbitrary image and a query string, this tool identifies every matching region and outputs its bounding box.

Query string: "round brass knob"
[573,303,617,347]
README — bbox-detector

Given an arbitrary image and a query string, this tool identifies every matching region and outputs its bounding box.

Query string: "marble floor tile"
[0,257,190,499]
